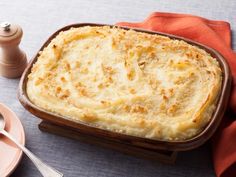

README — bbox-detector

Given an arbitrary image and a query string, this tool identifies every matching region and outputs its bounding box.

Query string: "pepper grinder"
[0,22,27,78]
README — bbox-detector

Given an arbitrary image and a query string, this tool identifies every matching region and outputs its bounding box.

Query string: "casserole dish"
[18,23,231,151]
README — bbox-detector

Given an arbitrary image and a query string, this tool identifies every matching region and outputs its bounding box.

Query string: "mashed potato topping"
[27,26,222,140]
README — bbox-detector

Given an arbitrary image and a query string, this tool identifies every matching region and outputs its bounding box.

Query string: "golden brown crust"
[26,26,222,140]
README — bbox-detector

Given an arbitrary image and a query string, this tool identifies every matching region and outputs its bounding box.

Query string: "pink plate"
[0,103,25,177]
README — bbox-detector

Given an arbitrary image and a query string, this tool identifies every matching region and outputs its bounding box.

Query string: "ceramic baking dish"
[18,23,231,151]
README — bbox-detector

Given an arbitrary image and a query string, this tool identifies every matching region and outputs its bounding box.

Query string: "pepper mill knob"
[0,22,27,78]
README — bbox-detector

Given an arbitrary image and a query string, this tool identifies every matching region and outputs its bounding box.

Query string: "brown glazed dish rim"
[18,23,232,151]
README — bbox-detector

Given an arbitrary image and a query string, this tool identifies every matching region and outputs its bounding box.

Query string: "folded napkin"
[116,12,236,177]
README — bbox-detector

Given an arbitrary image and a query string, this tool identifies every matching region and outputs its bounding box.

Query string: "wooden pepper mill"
[0,22,27,78]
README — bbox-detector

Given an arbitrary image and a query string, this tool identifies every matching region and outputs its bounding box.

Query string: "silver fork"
[0,112,63,177]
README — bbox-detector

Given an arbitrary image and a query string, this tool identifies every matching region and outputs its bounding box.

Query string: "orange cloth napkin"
[116,12,236,177]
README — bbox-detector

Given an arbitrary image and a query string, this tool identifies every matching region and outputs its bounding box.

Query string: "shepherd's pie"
[26,26,222,140]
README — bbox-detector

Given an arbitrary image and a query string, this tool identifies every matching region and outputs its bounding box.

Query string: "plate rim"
[0,103,25,177]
